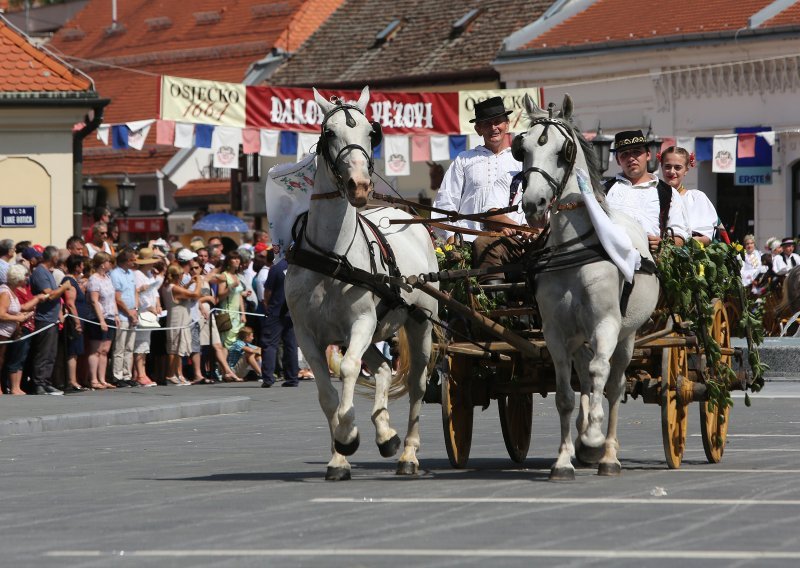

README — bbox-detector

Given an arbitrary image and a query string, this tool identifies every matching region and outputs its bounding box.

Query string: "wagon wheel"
[441,354,473,468]
[498,392,532,463]
[700,299,731,463]
[661,340,689,469]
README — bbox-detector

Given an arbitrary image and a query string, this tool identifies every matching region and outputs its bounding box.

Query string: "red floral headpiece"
[658,149,696,168]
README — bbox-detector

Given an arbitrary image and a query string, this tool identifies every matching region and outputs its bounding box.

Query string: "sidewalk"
[0,382,256,436]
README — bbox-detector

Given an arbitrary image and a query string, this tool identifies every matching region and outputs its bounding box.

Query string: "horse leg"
[294,330,351,481]
[396,321,432,476]
[362,345,401,458]
[333,317,375,457]
[598,336,634,477]
[576,319,620,465]
[572,346,595,466]
[545,336,576,481]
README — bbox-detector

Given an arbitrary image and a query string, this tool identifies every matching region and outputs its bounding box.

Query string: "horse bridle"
[316,97,383,198]
[511,115,578,210]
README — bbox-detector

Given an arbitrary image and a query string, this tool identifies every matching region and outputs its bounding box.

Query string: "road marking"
[685,448,800,452]
[43,549,800,560]
[672,468,800,474]
[689,433,800,438]
[311,497,800,506]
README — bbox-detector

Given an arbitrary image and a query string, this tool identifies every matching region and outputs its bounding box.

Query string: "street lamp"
[645,123,663,173]
[82,177,102,210]
[591,123,614,174]
[116,175,136,216]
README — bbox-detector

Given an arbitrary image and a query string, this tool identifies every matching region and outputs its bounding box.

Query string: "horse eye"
[324,129,335,138]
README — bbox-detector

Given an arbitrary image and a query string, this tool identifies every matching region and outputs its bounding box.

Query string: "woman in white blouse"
[86,252,119,390]
[740,234,767,287]
[660,146,719,245]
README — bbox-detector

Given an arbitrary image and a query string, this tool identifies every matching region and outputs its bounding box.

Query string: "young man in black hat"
[605,130,688,251]
[772,237,799,275]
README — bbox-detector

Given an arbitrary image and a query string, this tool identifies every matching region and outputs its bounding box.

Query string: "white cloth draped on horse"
[264,153,317,249]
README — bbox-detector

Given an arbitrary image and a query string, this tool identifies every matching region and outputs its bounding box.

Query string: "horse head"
[313,86,382,208]
[515,93,579,222]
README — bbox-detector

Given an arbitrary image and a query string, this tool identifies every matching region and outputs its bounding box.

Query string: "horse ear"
[313,88,334,114]
[523,93,543,119]
[356,86,370,113]
[560,94,574,120]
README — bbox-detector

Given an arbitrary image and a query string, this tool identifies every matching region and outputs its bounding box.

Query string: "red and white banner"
[246,86,460,135]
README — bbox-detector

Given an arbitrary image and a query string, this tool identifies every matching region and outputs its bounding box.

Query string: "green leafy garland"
[657,239,766,415]
[434,240,495,315]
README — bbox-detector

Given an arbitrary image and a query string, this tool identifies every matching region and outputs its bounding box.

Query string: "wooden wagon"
[415,275,754,471]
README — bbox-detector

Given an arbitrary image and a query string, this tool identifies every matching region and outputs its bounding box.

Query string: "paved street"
[1,379,799,567]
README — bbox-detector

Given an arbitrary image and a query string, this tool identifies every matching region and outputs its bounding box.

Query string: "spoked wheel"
[661,342,689,469]
[498,392,533,463]
[441,355,473,468]
[700,299,731,463]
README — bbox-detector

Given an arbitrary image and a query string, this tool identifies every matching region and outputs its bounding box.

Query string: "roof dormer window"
[193,11,222,25]
[372,19,403,48]
[146,17,173,31]
[450,8,482,38]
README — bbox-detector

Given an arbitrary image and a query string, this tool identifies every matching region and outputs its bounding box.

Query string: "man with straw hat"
[132,247,162,386]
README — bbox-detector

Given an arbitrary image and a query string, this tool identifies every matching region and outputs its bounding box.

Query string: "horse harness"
[315,98,383,198]
[288,210,428,324]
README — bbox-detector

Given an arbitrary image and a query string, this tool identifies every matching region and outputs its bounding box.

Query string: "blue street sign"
[0,206,36,228]
[735,166,772,186]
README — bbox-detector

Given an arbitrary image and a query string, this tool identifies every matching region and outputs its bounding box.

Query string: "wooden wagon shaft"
[388,216,544,235]
[413,282,542,359]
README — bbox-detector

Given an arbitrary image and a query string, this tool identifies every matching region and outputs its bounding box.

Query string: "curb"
[0,396,251,436]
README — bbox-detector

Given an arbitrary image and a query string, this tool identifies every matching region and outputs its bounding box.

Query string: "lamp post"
[591,123,614,175]
[116,175,136,217]
[82,177,101,211]
[645,123,663,173]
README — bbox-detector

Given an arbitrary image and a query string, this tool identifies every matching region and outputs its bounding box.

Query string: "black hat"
[470,96,513,123]
[612,130,648,152]
[781,237,796,247]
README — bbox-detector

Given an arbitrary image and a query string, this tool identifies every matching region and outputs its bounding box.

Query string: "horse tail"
[387,327,411,399]
[355,328,411,398]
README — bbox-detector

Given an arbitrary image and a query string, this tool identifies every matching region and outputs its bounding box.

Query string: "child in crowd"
[226,327,262,380]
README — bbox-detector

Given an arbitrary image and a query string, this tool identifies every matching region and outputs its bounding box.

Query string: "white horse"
[285,87,439,481]
[515,94,659,480]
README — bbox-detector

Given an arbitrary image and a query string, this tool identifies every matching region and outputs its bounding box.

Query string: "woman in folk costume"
[659,146,719,246]
[740,234,767,288]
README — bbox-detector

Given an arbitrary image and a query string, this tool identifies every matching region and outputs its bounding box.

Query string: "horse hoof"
[396,461,418,476]
[325,467,351,481]
[549,467,575,481]
[334,433,360,457]
[378,434,402,458]
[598,462,622,477]
[575,441,603,466]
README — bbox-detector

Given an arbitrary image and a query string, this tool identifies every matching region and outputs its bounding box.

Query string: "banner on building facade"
[160,76,247,127]
[246,86,461,135]
[457,88,541,134]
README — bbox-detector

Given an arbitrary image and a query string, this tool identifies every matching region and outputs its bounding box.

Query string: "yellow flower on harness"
[445,244,454,251]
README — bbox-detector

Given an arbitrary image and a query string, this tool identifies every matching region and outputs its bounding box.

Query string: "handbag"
[214,273,235,333]
[214,311,232,332]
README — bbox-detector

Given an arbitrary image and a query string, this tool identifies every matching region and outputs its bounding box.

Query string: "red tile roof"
[763,3,800,27]
[174,178,231,200]
[49,0,343,172]
[0,15,92,93]
[83,145,178,176]
[270,0,551,87]
[522,0,776,50]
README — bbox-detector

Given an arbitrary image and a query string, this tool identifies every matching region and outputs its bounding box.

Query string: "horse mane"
[524,106,609,213]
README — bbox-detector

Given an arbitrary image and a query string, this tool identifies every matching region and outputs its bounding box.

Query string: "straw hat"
[136,247,160,265]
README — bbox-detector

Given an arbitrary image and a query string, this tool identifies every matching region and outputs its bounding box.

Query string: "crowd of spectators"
[741,235,800,292]
[0,226,309,395]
